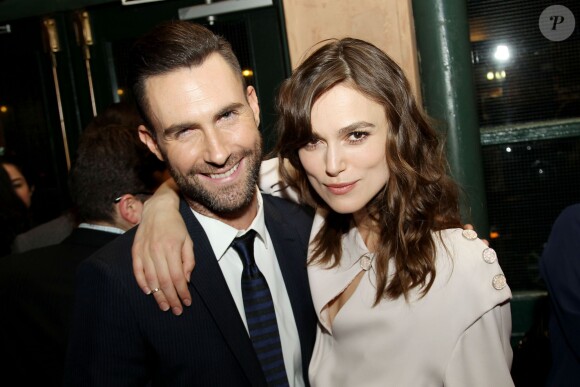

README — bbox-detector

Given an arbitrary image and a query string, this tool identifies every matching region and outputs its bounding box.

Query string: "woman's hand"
[132,179,194,315]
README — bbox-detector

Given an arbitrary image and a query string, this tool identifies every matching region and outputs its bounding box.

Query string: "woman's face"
[2,163,33,208]
[298,83,389,219]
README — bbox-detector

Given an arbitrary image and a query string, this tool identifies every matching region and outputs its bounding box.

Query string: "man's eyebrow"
[160,102,247,137]
[162,122,199,137]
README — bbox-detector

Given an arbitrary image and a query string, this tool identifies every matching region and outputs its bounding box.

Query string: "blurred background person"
[540,204,580,386]
[10,102,167,254]
[1,152,34,208]
[0,114,163,386]
[1,150,61,227]
[0,162,30,256]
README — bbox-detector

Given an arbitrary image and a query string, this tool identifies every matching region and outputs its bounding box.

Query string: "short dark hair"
[85,101,144,132]
[128,20,243,134]
[69,120,157,224]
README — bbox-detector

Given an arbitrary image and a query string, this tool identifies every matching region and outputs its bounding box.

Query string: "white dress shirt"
[191,189,305,387]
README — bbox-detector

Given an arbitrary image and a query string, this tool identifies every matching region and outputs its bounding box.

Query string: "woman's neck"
[353,208,380,252]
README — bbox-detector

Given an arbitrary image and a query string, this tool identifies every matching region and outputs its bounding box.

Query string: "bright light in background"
[494,45,510,62]
[486,70,506,81]
[242,69,253,77]
[117,88,125,96]
[506,147,512,153]
[0,106,7,113]
[485,70,506,81]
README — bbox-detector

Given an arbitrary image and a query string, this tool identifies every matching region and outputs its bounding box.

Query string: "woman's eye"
[302,138,321,150]
[347,131,369,143]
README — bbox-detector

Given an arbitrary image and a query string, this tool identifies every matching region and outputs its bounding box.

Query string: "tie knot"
[231,230,257,268]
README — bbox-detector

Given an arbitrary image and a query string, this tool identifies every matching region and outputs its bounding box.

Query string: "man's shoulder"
[11,213,76,253]
[554,203,580,228]
[0,229,119,288]
[81,227,137,270]
[262,192,314,221]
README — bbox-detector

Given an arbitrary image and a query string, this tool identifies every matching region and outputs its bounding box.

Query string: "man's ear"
[116,194,144,226]
[138,125,164,161]
[246,86,260,128]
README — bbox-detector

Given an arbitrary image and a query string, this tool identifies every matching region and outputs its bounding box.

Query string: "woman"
[0,162,31,256]
[1,155,34,209]
[132,38,513,385]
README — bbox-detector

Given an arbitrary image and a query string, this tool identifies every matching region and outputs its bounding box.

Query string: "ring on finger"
[151,287,161,294]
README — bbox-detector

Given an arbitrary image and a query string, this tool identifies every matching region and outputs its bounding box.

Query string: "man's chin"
[183,184,255,214]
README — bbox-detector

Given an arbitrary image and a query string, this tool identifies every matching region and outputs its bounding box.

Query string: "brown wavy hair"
[273,38,462,304]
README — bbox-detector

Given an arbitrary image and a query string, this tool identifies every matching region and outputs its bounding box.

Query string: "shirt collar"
[77,222,125,235]
[190,188,268,261]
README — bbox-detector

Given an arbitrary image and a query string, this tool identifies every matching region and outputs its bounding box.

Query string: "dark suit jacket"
[540,204,580,387]
[64,194,317,387]
[0,228,119,387]
[11,212,77,253]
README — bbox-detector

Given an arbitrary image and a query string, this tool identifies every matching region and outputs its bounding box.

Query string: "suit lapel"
[179,200,267,387]
[262,197,314,356]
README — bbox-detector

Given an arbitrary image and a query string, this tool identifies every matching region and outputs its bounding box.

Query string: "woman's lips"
[325,181,357,195]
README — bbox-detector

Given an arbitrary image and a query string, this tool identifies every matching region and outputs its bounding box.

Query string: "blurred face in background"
[2,163,33,208]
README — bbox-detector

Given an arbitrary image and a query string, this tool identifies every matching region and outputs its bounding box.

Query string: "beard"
[166,139,262,217]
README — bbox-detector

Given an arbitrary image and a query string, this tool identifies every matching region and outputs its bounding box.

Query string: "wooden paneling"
[282,0,420,100]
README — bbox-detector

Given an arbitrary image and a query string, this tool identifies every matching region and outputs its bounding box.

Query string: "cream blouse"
[258,158,514,386]
[307,211,514,387]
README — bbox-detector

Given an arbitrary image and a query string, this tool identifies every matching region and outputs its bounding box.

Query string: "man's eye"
[174,128,193,139]
[221,110,235,119]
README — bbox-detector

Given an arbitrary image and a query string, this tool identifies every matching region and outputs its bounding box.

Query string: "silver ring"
[151,287,160,294]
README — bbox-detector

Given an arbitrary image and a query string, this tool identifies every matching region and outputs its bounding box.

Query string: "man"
[0,120,159,386]
[10,101,167,254]
[64,21,316,386]
[540,204,580,386]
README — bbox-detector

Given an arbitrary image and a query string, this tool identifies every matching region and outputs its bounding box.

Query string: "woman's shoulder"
[436,228,489,256]
[433,228,511,303]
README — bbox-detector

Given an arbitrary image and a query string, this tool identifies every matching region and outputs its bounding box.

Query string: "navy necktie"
[231,230,290,387]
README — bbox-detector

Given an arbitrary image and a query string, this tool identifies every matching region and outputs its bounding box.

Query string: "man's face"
[139,53,262,218]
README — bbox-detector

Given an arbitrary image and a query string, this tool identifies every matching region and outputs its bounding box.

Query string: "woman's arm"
[132,178,193,315]
[132,158,294,315]
[444,302,514,386]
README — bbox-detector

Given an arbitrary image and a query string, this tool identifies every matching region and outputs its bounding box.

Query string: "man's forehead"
[143,63,247,131]
[145,57,244,103]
